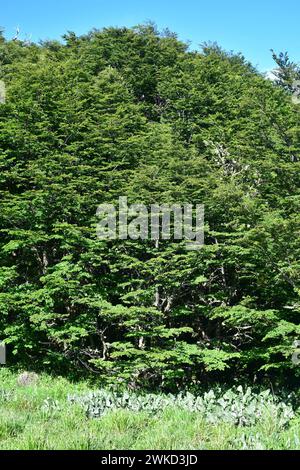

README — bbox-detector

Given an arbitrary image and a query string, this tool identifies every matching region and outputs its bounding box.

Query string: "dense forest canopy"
[0,25,299,390]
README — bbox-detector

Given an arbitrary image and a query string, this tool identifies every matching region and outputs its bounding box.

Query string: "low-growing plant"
[17,372,39,388]
[69,385,295,427]
[0,389,14,404]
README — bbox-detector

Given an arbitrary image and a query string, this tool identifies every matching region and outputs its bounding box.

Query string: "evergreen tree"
[0,26,299,390]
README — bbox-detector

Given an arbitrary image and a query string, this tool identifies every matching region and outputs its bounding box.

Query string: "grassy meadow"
[0,368,300,450]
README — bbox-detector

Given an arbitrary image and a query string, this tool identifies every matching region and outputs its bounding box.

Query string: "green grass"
[0,368,299,450]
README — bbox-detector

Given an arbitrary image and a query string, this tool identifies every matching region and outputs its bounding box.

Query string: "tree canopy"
[0,25,299,390]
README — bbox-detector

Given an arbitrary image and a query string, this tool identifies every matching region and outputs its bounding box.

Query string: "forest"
[0,24,299,395]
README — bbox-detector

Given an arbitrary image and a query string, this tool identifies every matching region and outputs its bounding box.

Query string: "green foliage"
[0,25,299,389]
[0,370,299,450]
[70,385,294,428]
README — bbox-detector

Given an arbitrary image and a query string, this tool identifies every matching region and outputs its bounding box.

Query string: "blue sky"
[1,0,300,71]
